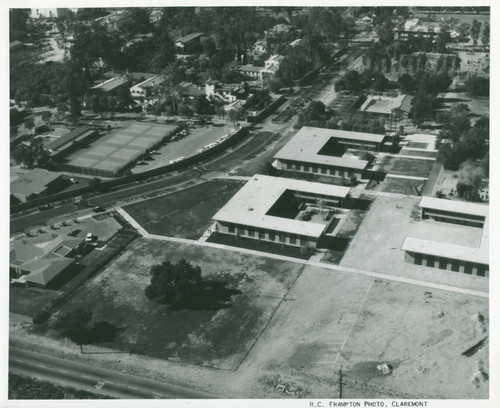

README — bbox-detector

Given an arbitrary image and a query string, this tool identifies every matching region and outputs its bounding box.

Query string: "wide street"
[9,347,215,399]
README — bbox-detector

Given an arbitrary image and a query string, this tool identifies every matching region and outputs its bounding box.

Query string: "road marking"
[56,369,69,374]
[126,385,139,391]
[36,364,46,368]
[81,375,93,380]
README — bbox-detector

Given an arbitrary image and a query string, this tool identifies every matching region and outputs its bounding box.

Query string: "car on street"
[92,206,106,213]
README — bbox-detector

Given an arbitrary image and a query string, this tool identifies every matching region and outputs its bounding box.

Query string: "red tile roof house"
[10,235,85,289]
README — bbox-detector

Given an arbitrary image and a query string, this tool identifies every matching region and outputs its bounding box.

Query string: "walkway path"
[116,208,488,299]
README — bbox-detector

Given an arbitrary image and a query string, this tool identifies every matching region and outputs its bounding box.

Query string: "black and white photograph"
[2,1,498,406]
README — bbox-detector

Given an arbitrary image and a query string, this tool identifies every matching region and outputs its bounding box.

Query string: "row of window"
[423,208,485,222]
[413,253,487,277]
[227,224,306,245]
[282,160,359,177]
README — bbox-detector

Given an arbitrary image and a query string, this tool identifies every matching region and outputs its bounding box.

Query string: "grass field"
[400,149,438,158]
[377,177,422,195]
[406,141,429,149]
[389,157,435,178]
[10,287,63,317]
[54,238,304,371]
[122,180,244,239]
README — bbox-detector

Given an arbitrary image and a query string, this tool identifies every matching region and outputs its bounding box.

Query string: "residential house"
[130,75,165,100]
[90,76,130,95]
[174,33,203,54]
[10,169,65,202]
[10,235,85,288]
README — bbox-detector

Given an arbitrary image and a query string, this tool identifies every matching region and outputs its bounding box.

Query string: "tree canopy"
[145,259,203,306]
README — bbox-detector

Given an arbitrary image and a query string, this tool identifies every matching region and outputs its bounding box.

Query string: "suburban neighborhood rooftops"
[401,236,488,265]
[212,174,350,237]
[274,126,379,170]
[18,257,74,286]
[420,196,489,217]
[395,18,446,33]
[10,169,61,197]
[175,32,202,44]
[238,65,265,73]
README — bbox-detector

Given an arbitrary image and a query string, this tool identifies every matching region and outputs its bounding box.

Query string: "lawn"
[389,157,435,178]
[122,180,245,239]
[377,177,423,195]
[400,149,438,158]
[10,287,63,317]
[406,141,429,149]
[53,238,304,371]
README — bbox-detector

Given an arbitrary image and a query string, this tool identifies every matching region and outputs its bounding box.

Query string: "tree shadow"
[161,281,241,311]
[70,322,125,345]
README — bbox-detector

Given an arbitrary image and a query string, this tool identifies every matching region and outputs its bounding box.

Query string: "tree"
[52,308,93,345]
[145,259,203,306]
[41,111,52,124]
[470,20,481,46]
[481,21,489,47]
[10,126,19,141]
[24,118,35,134]
[89,177,102,191]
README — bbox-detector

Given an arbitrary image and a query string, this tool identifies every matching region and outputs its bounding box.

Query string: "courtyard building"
[402,197,489,277]
[273,126,386,179]
[212,174,351,248]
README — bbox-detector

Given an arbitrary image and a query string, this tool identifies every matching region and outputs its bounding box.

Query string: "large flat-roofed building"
[174,33,203,54]
[46,127,99,159]
[419,196,487,227]
[394,18,451,43]
[402,197,489,277]
[357,93,413,116]
[273,127,385,179]
[212,174,350,248]
[61,122,177,177]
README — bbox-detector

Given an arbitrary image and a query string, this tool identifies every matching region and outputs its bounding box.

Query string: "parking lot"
[132,123,231,173]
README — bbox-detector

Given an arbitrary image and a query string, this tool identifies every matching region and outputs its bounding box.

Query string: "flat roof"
[66,122,176,174]
[46,127,96,151]
[212,174,350,238]
[274,127,377,170]
[402,236,488,265]
[91,76,129,92]
[175,32,202,44]
[420,196,488,217]
[359,94,408,115]
[10,169,61,197]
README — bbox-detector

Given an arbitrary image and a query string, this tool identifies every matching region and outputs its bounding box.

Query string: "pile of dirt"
[471,359,489,389]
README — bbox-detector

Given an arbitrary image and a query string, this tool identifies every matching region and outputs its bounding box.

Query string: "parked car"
[92,206,106,213]
[86,233,94,242]
[69,178,78,183]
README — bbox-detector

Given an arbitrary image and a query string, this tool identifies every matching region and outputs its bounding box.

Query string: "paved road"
[9,347,215,399]
[10,204,78,234]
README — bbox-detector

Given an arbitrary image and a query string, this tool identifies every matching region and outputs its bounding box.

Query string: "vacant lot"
[406,141,429,149]
[54,238,304,371]
[10,287,63,317]
[400,148,437,158]
[122,180,244,239]
[389,157,435,178]
[228,265,488,399]
[339,195,489,293]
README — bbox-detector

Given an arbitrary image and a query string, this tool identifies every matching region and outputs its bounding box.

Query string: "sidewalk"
[116,207,488,299]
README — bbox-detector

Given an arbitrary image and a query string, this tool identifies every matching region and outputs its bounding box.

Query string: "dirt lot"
[339,195,489,293]
[122,180,244,239]
[224,266,489,399]
[53,238,304,371]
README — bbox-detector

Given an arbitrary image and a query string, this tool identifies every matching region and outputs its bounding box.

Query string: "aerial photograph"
[7,4,492,404]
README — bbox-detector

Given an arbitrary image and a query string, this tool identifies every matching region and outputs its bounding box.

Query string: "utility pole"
[339,366,343,399]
